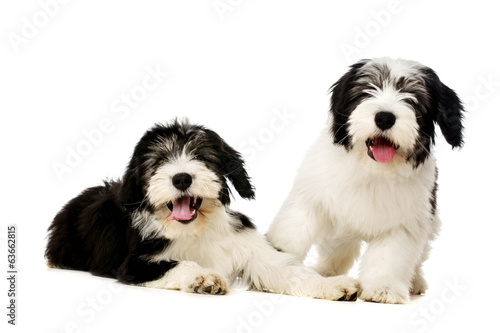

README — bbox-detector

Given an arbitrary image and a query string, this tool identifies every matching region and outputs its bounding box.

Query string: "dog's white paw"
[314,276,360,301]
[141,262,229,295]
[359,281,409,304]
[182,271,229,295]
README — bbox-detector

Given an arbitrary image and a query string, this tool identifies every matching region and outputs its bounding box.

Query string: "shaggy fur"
[46,120,359,300]
[266,57,464,303]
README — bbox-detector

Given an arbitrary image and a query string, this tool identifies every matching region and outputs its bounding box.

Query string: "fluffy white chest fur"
[152,209,251,279]
[298,128,437,238]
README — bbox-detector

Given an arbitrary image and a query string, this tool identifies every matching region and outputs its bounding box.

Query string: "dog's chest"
[155,229,239,276]
[323,172,435,236]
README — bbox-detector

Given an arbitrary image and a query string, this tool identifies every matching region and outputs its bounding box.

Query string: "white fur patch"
[132,150,225,240]
[146,152,221,209]
[368,57,423,79]
[348,85,419,154]
[146,209,359,300]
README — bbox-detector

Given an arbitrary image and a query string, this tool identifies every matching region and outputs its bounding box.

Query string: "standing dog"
[267,58,464,303]
[46,120,358,300]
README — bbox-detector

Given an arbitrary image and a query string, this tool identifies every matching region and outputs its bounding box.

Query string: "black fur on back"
[45,180,173,282]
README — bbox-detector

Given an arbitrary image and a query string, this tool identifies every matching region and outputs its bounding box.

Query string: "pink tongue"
[169,197,192,221]
[372,142,395,163]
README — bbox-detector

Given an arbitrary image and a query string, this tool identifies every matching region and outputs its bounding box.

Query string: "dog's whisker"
[122,198,147,206]
[330,107,352,118]
[414,138,432,156]
[337,134,349,145]
[332,122,348,138]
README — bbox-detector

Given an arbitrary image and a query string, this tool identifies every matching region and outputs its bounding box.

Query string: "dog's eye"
[192,155,205,161]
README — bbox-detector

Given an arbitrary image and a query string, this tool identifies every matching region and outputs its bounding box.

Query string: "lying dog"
[46,120,358,300]
[266,57,464,303]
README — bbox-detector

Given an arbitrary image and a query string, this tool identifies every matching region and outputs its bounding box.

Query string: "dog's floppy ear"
[205,129,255,200]
[424,68,465,149]
[119,136,151,212]
[329,59,369,148]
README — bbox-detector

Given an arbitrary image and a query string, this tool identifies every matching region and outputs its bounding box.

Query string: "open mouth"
[166,196,203,224]
[366,137,400,163]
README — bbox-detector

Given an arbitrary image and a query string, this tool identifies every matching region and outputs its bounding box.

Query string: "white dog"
[266,57,464,303]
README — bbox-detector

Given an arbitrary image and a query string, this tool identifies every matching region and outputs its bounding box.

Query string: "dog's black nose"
[172,173,192,191]
[375,112,396,131]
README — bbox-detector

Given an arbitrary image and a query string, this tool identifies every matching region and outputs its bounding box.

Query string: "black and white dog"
[46,120,359,300]
[267,57,464,303]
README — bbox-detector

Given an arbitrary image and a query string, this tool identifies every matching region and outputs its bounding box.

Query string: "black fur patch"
[228,210,256,231]
[46,181,131,277]
[117,255,178,284]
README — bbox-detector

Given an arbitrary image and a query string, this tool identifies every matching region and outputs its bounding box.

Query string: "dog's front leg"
[118,255,229,295]
[358,226,427,304]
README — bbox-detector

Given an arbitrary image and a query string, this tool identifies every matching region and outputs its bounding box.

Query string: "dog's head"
[119,120,254,237]
[329,57,464,169]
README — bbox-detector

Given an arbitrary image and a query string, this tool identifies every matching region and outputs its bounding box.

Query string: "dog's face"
[330,57,464,169]
[119,120,254,237]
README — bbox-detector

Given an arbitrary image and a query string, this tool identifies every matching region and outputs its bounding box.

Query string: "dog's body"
[267,57,464,303]
[46,120,358,300]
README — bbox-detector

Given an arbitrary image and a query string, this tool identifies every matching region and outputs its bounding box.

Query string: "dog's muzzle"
[167,197,203,224]
[366,137,400,163]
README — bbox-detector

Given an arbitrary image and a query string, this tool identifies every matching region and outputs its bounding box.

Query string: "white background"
[1,1,499,332]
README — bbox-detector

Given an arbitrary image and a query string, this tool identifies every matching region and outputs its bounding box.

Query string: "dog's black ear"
[329,59,369,148]
[205,129,255,200]
[424,68,465,149]
[119,136,151,212]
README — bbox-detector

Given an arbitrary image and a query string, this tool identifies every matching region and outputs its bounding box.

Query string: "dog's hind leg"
[411,265,428,295]
[410,241,431,295]
[411,215,440,295]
